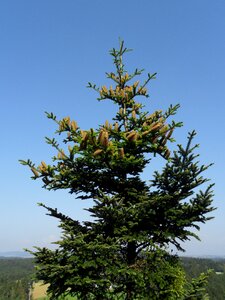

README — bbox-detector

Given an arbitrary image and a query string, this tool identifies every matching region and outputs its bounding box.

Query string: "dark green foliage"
[21,42,214,299]
[0,258,34,300]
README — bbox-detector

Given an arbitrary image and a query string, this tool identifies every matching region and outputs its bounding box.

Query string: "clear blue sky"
[1,0,224,256]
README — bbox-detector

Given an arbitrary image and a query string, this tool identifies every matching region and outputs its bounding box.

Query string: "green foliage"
[21,42,214,299]
[184,270,211,300]
[182,257,225,300]
[0,258,34,300]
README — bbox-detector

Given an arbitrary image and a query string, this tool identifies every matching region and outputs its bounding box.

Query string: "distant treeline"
[0,257,34,300]
[181,257,225,300]
[0,257,225,299]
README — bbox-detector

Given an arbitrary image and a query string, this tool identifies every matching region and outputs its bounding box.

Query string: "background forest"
[1,257,225,299]
[0,258,33,300]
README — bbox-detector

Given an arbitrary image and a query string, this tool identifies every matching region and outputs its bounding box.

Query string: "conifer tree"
[20,41,214,299]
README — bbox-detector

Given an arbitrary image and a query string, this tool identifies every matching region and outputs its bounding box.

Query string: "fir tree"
[20,41,214,299]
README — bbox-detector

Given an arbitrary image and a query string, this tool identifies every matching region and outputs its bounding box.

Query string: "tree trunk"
[126,241,136,300]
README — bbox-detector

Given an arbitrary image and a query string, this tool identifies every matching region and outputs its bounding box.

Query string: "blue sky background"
[0,0,224,256]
